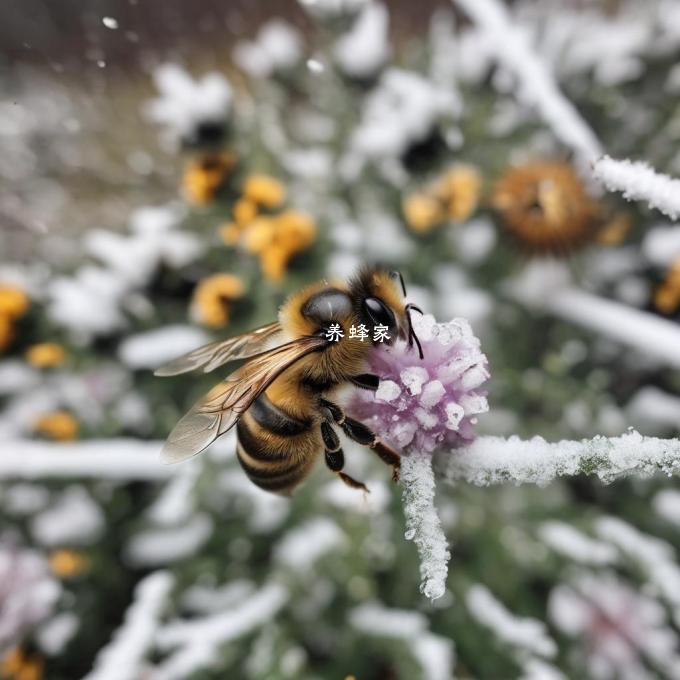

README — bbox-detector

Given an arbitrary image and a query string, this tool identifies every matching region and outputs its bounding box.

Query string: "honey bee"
[155,266,424,494]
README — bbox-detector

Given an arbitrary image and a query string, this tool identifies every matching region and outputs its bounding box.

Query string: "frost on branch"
[441,431,680,487]
[593,156,680,221]
[455,0,603,166]
[85,571,173,680]
[347,313,489,601]
[401,453,451,601]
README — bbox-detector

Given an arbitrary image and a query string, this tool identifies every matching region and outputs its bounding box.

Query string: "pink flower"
[0,540,61,651]
[346,314,489,455]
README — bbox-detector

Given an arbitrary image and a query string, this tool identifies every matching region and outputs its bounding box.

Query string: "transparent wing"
[160,335,326,464]
[154,322,282,376]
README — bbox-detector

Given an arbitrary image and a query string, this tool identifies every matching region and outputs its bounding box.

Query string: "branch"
[0,440,170,480]
[454,0,603,165]
[440,431,680,487]
[593,156,680,221]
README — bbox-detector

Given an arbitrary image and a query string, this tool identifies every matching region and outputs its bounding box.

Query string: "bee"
[155,266,424,495]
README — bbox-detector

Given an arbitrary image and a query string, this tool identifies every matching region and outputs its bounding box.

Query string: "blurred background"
[2,0,680,678]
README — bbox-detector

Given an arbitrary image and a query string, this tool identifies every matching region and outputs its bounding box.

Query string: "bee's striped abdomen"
[236,393,317,494]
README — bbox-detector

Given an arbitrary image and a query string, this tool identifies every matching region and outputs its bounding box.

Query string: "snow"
[455,0,603,166]
[375,379,401,403]
[180,580,255,615]
[31,486,104,547]
[538,521,618,565]
[233,20,302,78]
[0,361,40,396]
[37,612,78,656]
[48,266,128,339]
[146,463,200,526]
[595,516,680,610]
[145,64,232,142]
[594,156,680,221]
[351,68,457,160]
[349,602,454,680]
[511,274,680,369]
[642,224,680,266]
[274,518,347,571]
[401,453,450,601]
[442,431,680,487]
[0,439,170,481]
[334,2,389,79]
[1,483,49,516]
[653,490,680,526]
[627,387,680,432]
[125,514,213,566]
[466,584,557,658]
[400,366,429,396]
[102,17,118,30]
[118,326,210,370]
[85,571,173,680]
[153,583,288,680]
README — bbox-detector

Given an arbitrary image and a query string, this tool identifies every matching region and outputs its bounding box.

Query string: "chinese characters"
[324,324,391,342]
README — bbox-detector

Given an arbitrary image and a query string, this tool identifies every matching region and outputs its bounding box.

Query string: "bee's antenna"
[389,270,407,297]
[405,303,424,360]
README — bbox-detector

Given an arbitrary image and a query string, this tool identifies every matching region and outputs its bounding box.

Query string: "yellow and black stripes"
[236,393,318,494]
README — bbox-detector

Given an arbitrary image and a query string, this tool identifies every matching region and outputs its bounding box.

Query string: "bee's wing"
[160,335,326,464]
[154,322,283,376]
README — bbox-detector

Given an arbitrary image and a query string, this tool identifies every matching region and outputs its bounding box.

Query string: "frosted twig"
[454,0,603,165]
[84,571,174,680]
[440,431,680,487]
[0,440,170,480]
[152,583,288,680]
[401,453,451,601]
[511,282,680,369]
[593,156,680,220]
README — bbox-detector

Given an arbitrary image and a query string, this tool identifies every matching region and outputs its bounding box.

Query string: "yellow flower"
[654,258,680,314]
[182,152,236,205]
[275,210,316,251]
[596,213,633,246]
[0,284,29,319]
[435,165,482,222]
[0,315,14,353]
[492,161,599,254]
[402,193,443,234]
[219,222,243,247]
[242,174,286,209]
[34,411,79,442]
[1,648,43,680]
[25,343,66,368]
[49,549,89,578]
[191,274,246,328]
[234,198,258,226]
[243,217,277,254]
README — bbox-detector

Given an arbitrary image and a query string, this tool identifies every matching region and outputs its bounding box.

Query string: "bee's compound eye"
[363,297,396,329]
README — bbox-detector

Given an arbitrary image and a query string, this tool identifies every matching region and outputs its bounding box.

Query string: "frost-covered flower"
[350,69,457,162]
[347,313,489,456]
[0,542,61,651]
[549,573,680,680]
[347,313,489,601]
[333,2,390,80]
[144,64,233,146]
[233,20,302,79]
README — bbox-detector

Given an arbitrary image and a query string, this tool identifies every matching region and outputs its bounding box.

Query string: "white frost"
[401,453,450,601]
[594,156,680,221]
[467,584,557,658]
[539,521,618,566]
[119,326,210,370]
[274,518,347,571]
[334,2,389,79]
[85,571,173,680]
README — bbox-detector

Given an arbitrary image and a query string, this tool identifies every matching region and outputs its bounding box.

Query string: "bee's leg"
[319,399,401,482]
[321,420,369,493]
[349,373,380,391]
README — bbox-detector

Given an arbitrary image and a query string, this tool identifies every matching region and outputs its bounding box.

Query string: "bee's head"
[350,266,424,359]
